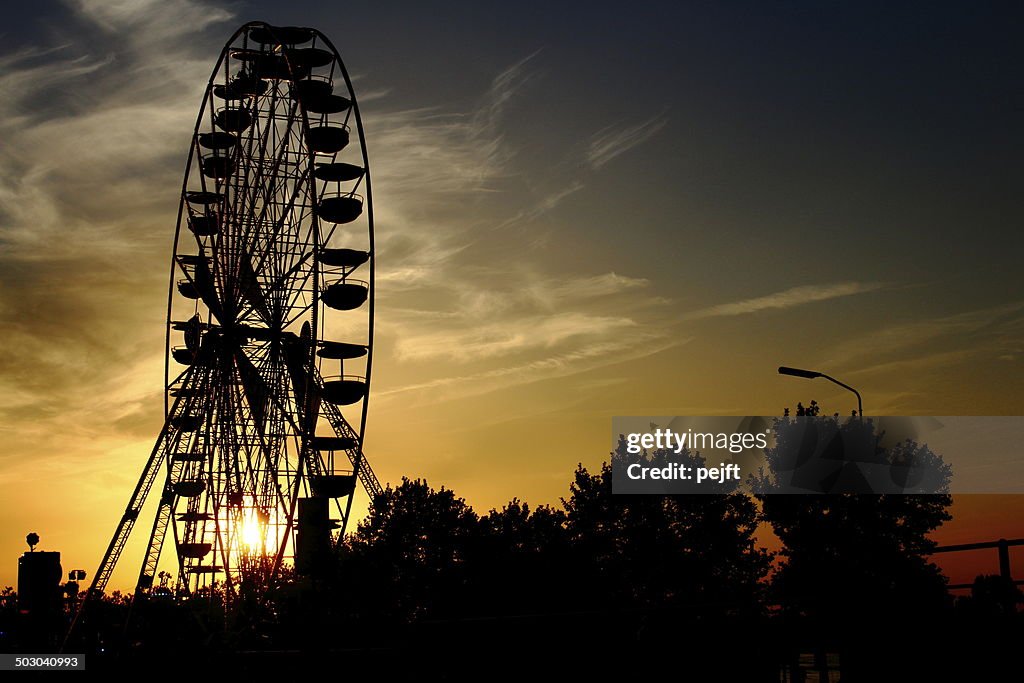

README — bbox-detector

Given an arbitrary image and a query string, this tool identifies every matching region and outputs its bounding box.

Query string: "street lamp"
[778,366,863,418]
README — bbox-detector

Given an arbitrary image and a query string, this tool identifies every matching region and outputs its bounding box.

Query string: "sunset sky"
[1,1,1022,591]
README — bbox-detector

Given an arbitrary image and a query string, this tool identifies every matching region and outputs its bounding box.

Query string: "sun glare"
[237,503,268,554]
[240,515,261,551]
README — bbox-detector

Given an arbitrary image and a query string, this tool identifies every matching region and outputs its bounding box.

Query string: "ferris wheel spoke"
[234,82,285,223]
[236,173,315,327]
[234,344,305,504]
[280,270,319,329]
[208,85,289,324]
[233,113,314,327]
[238,94,300,250]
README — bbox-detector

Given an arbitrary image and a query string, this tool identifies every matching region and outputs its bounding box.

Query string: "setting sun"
[239,508,266,554]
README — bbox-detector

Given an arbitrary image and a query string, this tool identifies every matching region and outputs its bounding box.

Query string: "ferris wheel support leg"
[321,400,383,499]
[61,427,174,651]
[339,465,358,537]
[136,485,176,595]
[120,484,176,645]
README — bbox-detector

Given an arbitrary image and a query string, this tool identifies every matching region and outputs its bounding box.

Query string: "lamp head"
[778,366,821,379]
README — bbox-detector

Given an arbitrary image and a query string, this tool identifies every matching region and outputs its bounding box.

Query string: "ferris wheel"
[82,22,382,601]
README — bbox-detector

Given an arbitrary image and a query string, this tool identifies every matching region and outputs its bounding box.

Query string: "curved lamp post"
[778,366,863,418]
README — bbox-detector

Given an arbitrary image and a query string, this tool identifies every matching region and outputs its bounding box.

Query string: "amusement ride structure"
[75,21,380,615]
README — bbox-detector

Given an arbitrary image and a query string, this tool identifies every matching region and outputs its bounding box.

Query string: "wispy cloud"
[395,313,639,362]
[587,113,669,169]
[491,180,585,231]
[367,50,539,202]
[346,58,675,403]
[472,50,543,135]
[358,53,545,290]
[0,1,234,461]
[383,270,667,387]
[377,335,683,405]
[75,0,231,34]
[488,110,670,231]
[823,301,1024,373]
[680,281,884,320]
[487,111,673,232]
[529,272,650,306]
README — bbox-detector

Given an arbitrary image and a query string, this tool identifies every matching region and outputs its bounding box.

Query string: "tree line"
[8,403,1022,679]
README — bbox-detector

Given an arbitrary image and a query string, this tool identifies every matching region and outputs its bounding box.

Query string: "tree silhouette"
[962,574,1023,618]
[755,403,954,681]
[341,477,480,624]
[558,449,774,678]
[566,441,770,618]
[475,498,573,616]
